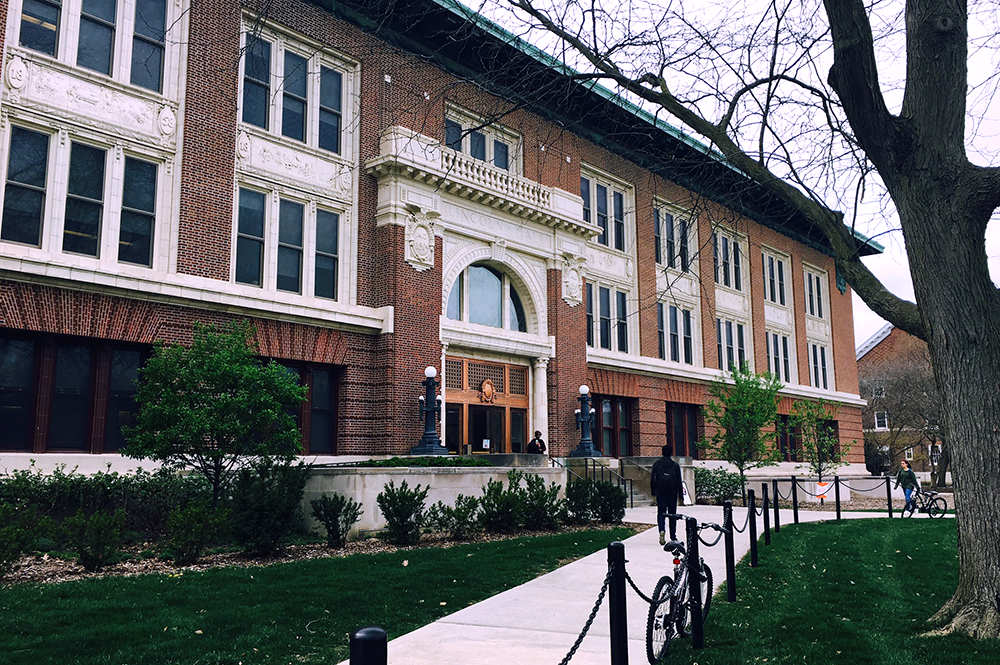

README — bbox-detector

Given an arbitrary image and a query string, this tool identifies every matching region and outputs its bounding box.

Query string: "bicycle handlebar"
[662,514,731,535]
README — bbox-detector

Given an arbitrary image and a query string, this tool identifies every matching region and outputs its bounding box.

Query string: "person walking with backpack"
[651,444,684,546]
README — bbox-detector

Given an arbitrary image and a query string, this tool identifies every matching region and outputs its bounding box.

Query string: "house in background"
[0,0,876,472]
[856,324,945,479]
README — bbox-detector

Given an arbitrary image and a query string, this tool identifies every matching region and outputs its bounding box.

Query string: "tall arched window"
[446,263,527,333]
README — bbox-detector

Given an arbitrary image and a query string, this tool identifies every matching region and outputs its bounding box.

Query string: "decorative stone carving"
[561,254,586,306]
[6,56,28,99]
[491,239,507,263]
[157,106,176,137]
[236,131,251,161]
[405,204,439,272]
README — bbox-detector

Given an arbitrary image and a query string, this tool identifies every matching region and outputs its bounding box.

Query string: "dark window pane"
[130,38,163,91]
[238,188,265,236]
[242,80,268,127]
[20,0,60,55]
[83,0,115,24]
[133,0,165,39]
[493,140,508,170]
[446,274,462,320]
[316,209,338,255]
[310,369,336,454]
[508,286,526,332]
[320,67,341,111]
[599,286,611,349]
[235,237,262,286]
[445,119,462,151]
[0,338,36,451]
[319,109,341,153]
[8,127,50,188]
[68,143,106,199]
[276,245,301,293]
[50,345,93,450]
[77,18,114,75]
[468,265,502,328]
[2,186,46,246]
[245,38,270,82]
[282,96,305,141]
[580,177,590,224]
[613,191,624,251]
[64,142,107,256]
[469,131,486,160]
[118,210,153,266]
[278,200,303,246]
[596,184,608,245]
[315,254,337,300]
[283,52,307,98]
[104,349,141,452]
[243,39,270,128]
[63,198,102,256]
[123,157,156,211]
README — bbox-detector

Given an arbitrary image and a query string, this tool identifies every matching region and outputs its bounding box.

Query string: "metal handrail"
[580,458,635,509]
[550,456,587,483]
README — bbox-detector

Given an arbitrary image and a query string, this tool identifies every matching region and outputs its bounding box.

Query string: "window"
[240,30,348,154]
[810,342,829,389]
[657,303,665,359]
[586,282,629,352]
[2,127,50,247]
[761,250,787,305]
[904,446,914,460]
[119,156,157,266]
[444,112,518,172]
[765,330,791,382]
[104,348,141,451]
[234,186,344,299]
[805,268,826,318]
[49,344,94,450]
[586,283,595,347]
[581,172,630,251]
[63,142,106,257]
[777,414,797,462]
[599,286,611,349]
[655,207,690,271]
[0,338,37,451]
[713,230,743,290]
[716,317,746,371]
[667,305,693,364]
[446,263,527,333]
[616,291,628,353]
[874,411,889,430]
[18,0,169,92]
[666,402,700,458]
[593,395,633,457]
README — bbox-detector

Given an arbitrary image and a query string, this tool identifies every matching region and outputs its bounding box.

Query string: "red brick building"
[0,0,873,468]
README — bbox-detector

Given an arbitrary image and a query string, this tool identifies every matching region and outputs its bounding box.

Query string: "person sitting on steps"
[651,444,684,546]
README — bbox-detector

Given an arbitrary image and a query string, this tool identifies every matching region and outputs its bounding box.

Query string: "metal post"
[571,386,601,457]
[835,476,842,521]
[410,367,446,455]
[723,501,736,602]
[687,517,704,650]
[350,627,387,665]
[748,488,758,567]
[761,483,770,545]
[791,476,799,524]
[608,541,629,665]
[772,479,781,533]
[885,475,894,518]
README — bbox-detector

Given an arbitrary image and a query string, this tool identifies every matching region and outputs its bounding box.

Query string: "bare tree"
[494,0,1000,636]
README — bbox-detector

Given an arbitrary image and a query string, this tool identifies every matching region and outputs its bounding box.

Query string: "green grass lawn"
[0,527,634,665]
[669,518,1000,665]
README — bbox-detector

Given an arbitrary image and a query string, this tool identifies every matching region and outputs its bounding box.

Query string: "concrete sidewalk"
[343,505,895,665]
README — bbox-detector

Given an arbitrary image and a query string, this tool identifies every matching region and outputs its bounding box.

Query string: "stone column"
[533,356,549,447]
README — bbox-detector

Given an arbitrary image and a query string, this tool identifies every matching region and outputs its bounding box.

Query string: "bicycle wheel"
[646,575,676,665]
[928,497,947,518]
[676,563,713,636]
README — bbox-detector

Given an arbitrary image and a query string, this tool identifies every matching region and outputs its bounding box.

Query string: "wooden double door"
[443,357,529,454]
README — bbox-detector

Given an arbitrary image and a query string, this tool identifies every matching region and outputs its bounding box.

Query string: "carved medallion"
[478,379,497,403]
[561,254,587,307]
[405,206,439,272]
[6,56,28,91]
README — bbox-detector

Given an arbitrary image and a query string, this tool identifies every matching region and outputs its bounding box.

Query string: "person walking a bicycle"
[651,444,684,546]
[895,458,920,514]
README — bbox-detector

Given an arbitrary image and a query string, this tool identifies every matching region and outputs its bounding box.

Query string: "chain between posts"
[557,560,614,665]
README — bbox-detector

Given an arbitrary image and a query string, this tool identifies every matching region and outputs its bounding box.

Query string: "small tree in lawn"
[702,365,782,504]
[123,321,308,508]
[789,398,852,489]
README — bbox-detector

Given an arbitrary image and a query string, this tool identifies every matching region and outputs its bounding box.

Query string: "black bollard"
[723,501,736,602]
[885,475,893,518]
[762,483,771,545]
[608,541,628,665]
[748,488,759,567]
[835,476,842,520]
[350,626,387,665]
[687,517,704,650]
[772,479,781,533]
[791,476,799,524]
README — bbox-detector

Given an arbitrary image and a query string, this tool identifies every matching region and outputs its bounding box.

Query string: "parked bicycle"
[645,517,725,664]
[902,488,948,518]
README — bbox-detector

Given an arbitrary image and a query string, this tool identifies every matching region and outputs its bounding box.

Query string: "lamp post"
[570,384,601,457]
[410,366,447,455]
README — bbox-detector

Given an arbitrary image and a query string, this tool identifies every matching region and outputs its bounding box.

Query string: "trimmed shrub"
[64,509,126,572]
[163,503,229,566]
[376,480,429,546]
[426,494,481,541]
[522,474,563,530]
[565,478,597,524]
[694,467,743,505]
[0,502,36,578]
[310,493,363,548]
[230,458,311,557]
[479,470,525,534]
[593,481,627,524]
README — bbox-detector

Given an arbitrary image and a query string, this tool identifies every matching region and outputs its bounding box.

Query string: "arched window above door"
[446,263,527,333]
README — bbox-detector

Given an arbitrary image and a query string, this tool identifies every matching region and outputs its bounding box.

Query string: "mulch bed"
[3,521,652,586]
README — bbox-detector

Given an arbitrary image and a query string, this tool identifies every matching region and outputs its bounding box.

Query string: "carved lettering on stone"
[6,56,28,101]
[158,106,176,137]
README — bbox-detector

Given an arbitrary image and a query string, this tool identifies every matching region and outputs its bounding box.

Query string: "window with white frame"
[761,249,787,306]
[581,170,630,252]
[716,317,747,371]
[17,0,170,93]
[904,446,914,460]
[874,411,889,430]
[234,186,343,300]
[654,205,691,272]
[446,263,527,333]
[586,282,629,352]
[667,304,693,364]
[1,124,161,267]
[805,267,826,318]
[240,26,349,155]
[809,342,830,389]
[713,229,743,291]
[765,330,791,382]
[444,109,520,173]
